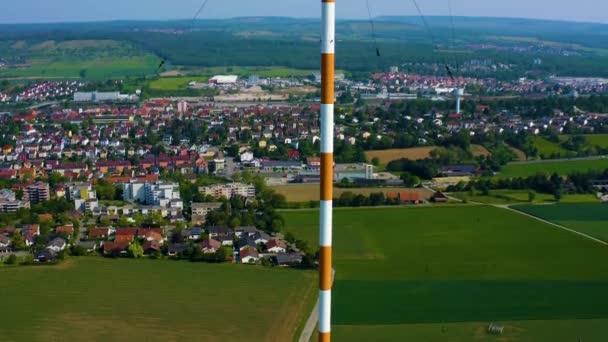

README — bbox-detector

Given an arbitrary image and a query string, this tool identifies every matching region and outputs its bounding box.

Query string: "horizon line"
[0,14,607,26]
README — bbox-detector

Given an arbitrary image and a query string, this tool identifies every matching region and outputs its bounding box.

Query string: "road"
[508,155,607,165]
[299,269,335,342]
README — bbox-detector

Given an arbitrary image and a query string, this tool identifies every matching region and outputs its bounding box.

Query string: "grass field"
[270,184,433,203]
[0,55,159,80]
[451,189,599,204]
[0,40,160,80]
[175,66,331,78]
[508,145,527,160]
[498,158,608,178]
[284,206,608,341]
[0,258,316,342]
[148,76,209,91]
[514,203,608,242]
[559,134,608,149]
[365,145,490,164]
[530,136,573,158]
[582,134,608,148]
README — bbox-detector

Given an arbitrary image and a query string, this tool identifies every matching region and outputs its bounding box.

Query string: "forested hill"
[2,16,608,76]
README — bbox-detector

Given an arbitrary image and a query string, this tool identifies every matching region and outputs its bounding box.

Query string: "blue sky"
[1,0,607,24]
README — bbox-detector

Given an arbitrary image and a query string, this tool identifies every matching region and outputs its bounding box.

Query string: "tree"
[128,240,144,259]
[11,231,25,250]
[528,191,536,202]
[215,246,232,262]
[400,172,420,188]
[554,189,563,202]
[4,254,17,265]
[371,157,380,166]
[284,232,296,244]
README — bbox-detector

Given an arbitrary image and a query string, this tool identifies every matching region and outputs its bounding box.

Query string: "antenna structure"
[366,0,381,57]
[157,0,212,71]
[319,0,335,341]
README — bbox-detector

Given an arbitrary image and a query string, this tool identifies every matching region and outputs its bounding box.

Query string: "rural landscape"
[2,1,608,341]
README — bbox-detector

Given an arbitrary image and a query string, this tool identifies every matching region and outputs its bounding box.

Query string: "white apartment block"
[198,183,256,199]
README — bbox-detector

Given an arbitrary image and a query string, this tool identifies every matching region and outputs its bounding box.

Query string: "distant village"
[1,68,608,265]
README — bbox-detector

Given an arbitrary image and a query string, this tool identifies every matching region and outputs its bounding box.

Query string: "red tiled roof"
[55,225,75,234]
[103,241,130,253]
[115,228,138,236]
[89,228,109,238]
[266,239,287,250]
[240,247,259,259]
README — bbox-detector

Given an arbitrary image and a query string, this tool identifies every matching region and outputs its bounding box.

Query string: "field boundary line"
[501,205,608,246]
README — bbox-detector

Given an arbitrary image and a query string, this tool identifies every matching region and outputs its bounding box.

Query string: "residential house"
[274,253,303,266]
[217,234,234,246]
[185,227,203,240]
[240,247,259,263]
[76,240,98,252]
[55,224,75,235]
[0,235,10,248]
[238,236,257,251]
[235,226,258,237]
[46,237,67,252]
[34,249,56,262]
[431,191,449,203]
[143,241,162,255]
[88,227,110,239]
[201,238,222,254]
[266,239,287,253]
[387,192,423,205]
[167,243,189,256]
[253,231,271,244]
[208,226,233,238]
[103,241,130,255]
[142,230,164,244]
[22,224,40,247]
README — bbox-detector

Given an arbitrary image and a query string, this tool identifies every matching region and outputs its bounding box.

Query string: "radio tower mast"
[319,0,335,341]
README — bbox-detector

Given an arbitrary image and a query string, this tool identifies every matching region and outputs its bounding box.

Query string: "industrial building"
[210,75,239,84]
[73,91,138,102]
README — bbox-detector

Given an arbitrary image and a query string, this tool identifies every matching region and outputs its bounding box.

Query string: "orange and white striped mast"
[319,0,335,341]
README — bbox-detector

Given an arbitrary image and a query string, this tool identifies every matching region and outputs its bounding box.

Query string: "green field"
[0,56,159,80]
[514,203,608,242]
[148,76,209,91]
[530,136,573,158]
[0,40,160,80]
[285,206,608,341]
[559,134,608,149]
[498,158,608,178]
[0,258,316,342]
[582,134,608,148]
[177,66,328,78]
[451,190,598,204]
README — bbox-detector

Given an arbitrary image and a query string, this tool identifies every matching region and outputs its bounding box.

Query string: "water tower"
[455,88,464,114]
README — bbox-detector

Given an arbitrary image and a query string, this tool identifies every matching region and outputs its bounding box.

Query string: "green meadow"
[0,258,316,342]
[498,158,608,178]
[285,206,608,341]
[514,203,608,242]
